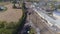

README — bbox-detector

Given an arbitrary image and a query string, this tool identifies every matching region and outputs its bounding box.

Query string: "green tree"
[12,0,17,8]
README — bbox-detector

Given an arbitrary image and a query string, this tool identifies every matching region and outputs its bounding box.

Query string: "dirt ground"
[0,3,23,22]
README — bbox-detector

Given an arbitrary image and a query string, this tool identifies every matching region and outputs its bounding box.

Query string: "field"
[0,3,22,22]
[0,2,23,34]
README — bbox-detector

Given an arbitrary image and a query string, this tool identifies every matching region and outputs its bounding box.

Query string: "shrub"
[14,2,27,34]
[6,22,17,29]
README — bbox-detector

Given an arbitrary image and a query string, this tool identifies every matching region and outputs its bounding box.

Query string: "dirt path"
[0,4,22,22]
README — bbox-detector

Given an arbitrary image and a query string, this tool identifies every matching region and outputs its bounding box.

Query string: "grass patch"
[0,21,17,34]
[29,28,36,34]
[0,28,15,34]
[0,2,10,5]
